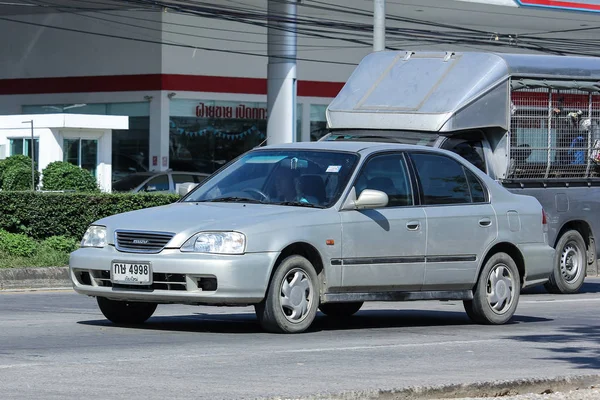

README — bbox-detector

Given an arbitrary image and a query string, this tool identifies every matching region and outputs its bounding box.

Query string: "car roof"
[256,140,434,154]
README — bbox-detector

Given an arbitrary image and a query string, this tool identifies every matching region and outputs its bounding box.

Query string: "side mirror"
[355,189,389,209]
[342,188,388,210]
[177,182,198,197]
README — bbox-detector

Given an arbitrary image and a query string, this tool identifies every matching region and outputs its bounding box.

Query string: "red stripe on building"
[0,74,344,98]
[519,0,600,11]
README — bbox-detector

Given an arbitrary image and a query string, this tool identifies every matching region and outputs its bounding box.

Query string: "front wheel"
[464,252,520,325]
[544,230,586,294]
[255,255,319,333]
[97,297,157,324]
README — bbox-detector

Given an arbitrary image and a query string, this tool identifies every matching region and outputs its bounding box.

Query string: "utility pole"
[267,0,297,145]
[374,0,386,52]
[22,120,35,191]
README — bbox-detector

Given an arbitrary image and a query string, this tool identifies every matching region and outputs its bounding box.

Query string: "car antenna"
[254,137,268,148]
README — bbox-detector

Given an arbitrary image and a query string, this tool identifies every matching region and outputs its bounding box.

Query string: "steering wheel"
[241,188,269,202]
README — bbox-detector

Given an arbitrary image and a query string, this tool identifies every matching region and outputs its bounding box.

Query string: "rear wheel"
[319,302,363,318]
[544,230,586,294]
[97,297,157,324]
[464,252,520,325]
[255,255,319,333]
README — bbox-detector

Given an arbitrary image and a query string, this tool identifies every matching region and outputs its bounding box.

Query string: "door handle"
[479,218,492,227]
[406,221,420,231]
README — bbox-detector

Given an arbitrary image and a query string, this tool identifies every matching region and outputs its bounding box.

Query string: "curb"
[0,266,71,290]
[268,374,600,400]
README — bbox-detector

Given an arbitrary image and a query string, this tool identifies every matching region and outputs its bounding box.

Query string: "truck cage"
[509,80,600,182]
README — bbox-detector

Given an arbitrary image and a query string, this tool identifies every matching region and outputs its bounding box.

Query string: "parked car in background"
[112,171,210,193]
[71,141,554,334]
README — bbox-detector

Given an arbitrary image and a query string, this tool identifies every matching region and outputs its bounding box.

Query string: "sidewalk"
[0,266,70,290]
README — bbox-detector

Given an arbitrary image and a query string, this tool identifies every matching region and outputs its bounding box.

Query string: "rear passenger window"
[354,153,413,207]
[143,174,169,192]
[465,169,487,203]
[410,153,471,205]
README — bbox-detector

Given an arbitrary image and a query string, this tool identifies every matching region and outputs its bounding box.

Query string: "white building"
[0,0,598,188]
[0,114,127,191]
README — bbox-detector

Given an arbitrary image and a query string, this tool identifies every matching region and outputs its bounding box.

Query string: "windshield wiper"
[274,201,323,208]
[200,197,265,204]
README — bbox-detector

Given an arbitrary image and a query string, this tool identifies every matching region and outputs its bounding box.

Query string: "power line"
[0,15,359,65]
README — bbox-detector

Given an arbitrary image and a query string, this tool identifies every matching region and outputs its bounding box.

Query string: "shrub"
[0,154,37,189]
[0,232,37,257]
[42,235,79,253]
[0,192,179,240]
[2,164,40,191]
[41,161,99,192]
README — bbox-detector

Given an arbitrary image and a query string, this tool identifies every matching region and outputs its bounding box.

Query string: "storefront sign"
[516,0,600,12]
[195,102,268,120]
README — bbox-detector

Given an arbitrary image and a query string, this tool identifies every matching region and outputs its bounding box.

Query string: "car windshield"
[183,149,359,208]
[112,174,154,192]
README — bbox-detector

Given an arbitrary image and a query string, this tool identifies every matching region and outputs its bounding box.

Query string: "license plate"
[111,262,152,285]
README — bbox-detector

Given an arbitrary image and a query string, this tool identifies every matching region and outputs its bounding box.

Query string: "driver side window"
[354,153,413,207]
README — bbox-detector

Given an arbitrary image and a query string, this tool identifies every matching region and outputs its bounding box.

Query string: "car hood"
[95,201,323,248]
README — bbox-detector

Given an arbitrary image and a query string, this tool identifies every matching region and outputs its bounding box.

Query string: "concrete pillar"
[267,0,297,145]
[148,91,170,171]
[374,0,386,52]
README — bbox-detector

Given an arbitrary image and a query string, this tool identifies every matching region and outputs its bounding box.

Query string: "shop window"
[112,117,150,183]
[63,138,98,177]
[169,100,268,175]
[9,138,39,165]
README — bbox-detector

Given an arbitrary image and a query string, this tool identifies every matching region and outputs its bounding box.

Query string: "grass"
[0,246,70,269]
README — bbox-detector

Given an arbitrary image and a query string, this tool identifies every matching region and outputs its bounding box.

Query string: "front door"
[340,152,426,291]
[409,152,498,290]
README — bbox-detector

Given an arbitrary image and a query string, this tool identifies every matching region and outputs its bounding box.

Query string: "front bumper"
[69,246,278,305]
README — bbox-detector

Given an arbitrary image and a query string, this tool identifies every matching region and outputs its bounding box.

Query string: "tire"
[464,252,520,325]
[319,302,363,318]
[255,255,319,333]
[97,297,157,324]
[544,230,587,294]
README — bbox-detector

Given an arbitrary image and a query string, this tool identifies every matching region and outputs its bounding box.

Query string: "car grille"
[115,230,175,253]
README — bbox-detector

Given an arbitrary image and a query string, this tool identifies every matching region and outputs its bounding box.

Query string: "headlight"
[181,232,246,254]
[81,225,107,248]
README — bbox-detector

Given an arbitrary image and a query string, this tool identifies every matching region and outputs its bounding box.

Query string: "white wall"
[0,11,162,79]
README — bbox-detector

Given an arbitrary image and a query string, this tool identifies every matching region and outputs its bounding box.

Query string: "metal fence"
[508,85,600,180]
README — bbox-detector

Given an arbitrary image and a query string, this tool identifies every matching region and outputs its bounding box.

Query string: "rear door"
[408,152,498,290]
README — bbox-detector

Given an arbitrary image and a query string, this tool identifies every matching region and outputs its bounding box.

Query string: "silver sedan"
[70,141,554,333]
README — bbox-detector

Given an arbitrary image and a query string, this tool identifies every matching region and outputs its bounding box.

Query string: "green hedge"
[41,161,99,192]
[0,155,39,190]
[0,192,179,241]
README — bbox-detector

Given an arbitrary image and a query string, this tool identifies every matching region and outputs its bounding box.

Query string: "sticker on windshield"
[326,165,342,173]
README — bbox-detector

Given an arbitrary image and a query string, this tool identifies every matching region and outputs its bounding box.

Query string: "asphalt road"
[1,280,600,400]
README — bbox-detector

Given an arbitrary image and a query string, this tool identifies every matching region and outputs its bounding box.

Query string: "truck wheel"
[255,255,319,334]
[319,302,363,318]
[545,230,586,294]
[464,252,520,325]
[97,297,157,324]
